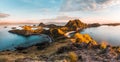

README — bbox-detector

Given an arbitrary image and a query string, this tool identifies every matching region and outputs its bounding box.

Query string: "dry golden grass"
[68,52,78,62]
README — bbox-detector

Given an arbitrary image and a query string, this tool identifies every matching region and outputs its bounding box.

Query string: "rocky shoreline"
[0,19,120,62]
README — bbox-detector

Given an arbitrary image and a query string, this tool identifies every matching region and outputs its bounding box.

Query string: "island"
[0,19,120,62]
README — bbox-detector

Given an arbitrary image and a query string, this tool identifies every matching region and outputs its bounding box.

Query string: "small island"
[0,19,119,62]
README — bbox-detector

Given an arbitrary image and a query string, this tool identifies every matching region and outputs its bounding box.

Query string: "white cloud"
[61,0,120,11]
[0,13,9,18]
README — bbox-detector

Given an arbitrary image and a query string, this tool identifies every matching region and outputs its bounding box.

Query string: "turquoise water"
[81,26,120,46]
[0,25,50,51]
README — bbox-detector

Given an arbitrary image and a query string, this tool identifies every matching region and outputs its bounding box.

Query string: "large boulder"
[65,19,87,31]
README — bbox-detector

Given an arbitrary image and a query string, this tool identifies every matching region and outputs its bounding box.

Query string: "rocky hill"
[65,19,87,31]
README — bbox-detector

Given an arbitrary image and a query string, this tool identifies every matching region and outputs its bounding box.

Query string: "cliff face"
[65,19,87,31]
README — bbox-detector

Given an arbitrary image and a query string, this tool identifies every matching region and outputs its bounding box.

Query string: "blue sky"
[0,0,120,23]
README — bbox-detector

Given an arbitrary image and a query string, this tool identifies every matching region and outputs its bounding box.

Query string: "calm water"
[81,26,120,46]
[0,25,50,51]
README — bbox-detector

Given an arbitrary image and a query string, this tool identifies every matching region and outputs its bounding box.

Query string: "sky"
[0,0,120,23]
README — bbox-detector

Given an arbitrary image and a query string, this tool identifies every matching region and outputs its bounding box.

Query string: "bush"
[68,52,78,62]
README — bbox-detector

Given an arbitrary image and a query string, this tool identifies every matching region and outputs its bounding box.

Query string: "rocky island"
[0,19,120,62]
